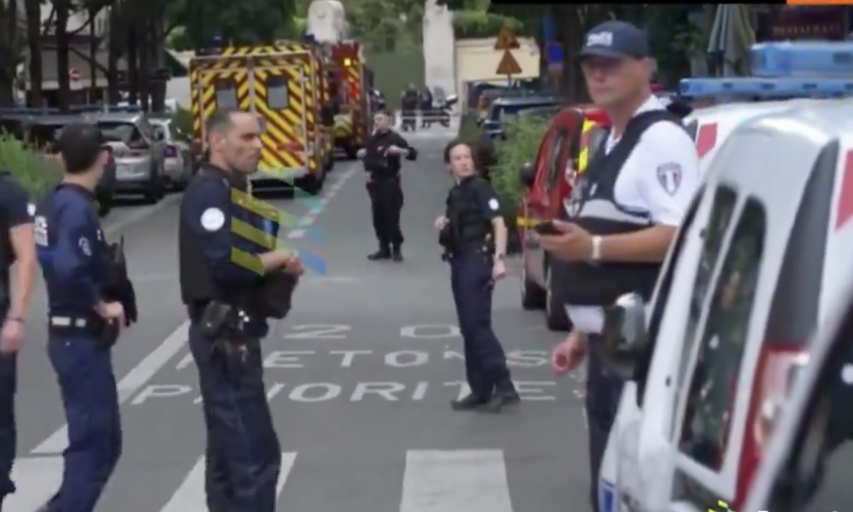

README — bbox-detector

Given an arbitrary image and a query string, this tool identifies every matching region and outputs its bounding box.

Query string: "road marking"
[31,322,190,455]
[103,195,182,236]
[160,452,296,512]
[5,456,64,512]
[288,166,356,240]
[400,450,513,512]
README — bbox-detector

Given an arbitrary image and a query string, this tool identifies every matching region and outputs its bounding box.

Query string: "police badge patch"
[656,162,682,196]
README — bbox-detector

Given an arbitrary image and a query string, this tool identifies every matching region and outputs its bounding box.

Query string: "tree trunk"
[56,0,71,111]
[149,16,165,112]
[107,6,120,102]
[0,0,20,105]
[25,0,42,107]
[88,8,98,103]
[138,18,150,111]
[126,26,139,104]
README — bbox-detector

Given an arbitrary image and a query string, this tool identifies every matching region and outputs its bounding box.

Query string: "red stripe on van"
[835,149,853,230]
[696,123,718,159]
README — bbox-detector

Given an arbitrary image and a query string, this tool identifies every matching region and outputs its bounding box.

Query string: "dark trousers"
[45,335,122,512]
[367,178,404,250]
[188,321,281,512]
[0,352,16,506]
[585,335,626,512]
[450,251,512,397]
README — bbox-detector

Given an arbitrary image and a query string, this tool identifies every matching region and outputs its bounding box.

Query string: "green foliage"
[453,10,526,39]
[491,116,548,222]
[457,111,480,140]
[168,0,298,49]
[0,135,62,199]
[172,106,194,138]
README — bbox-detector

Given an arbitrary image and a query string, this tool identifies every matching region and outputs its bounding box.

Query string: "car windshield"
[98,121,146,148]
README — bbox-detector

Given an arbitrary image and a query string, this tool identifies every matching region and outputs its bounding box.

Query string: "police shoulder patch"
[200,208,226,232]
[488,198,500,211]
[656,162,683,196]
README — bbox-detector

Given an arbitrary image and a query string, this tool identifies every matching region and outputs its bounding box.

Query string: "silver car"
[150,116,193,189]
[90,112,166,204]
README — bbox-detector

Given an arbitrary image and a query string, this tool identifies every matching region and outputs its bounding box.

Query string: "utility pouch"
[200,301,235,338]
[96,320,120,350]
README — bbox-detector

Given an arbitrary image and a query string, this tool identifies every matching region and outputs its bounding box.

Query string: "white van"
[597,100,853,512]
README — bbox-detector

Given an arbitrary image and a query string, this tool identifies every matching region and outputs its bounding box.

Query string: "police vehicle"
[596,41,853,512]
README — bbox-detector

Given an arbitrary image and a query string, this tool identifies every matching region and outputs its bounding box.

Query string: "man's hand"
[385,145,407,156]
[535,220,593,262]
[434,215,448,230]
[97,301,126,326]
[356,148,367,159]
[0,318,24,355]
[552,331,587,376]
[492,259,507,280]
[280,254,305,276]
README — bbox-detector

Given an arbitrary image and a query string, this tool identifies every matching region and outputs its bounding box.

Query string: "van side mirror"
[520,161,536,188]
[601,292,650,380]
[321,105,335,127]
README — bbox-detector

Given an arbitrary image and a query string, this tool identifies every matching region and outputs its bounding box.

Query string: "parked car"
[514,104,561,121]
[90,111,166,203]
[150,115,193,190]
[481,96,560,140]
[596,99,853,512]
[0,111,117,216]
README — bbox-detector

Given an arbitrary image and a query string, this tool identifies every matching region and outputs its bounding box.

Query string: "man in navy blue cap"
[537,20,701,512]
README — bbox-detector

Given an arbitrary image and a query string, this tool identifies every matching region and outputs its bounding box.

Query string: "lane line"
[31,322,191,455]
[400,450,514,512]
[159,452,296,512]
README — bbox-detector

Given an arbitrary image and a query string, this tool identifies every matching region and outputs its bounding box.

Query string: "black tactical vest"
[556,109,683,306]
[179,171,236,305]
[447,177,492,253]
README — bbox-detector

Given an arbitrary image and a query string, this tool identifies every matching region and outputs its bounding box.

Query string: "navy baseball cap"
[580,21,650,60]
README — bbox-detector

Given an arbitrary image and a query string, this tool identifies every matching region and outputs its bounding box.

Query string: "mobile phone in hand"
[534,221,562,236]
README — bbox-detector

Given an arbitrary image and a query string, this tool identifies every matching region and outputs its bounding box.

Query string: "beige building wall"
[453,37,540,110]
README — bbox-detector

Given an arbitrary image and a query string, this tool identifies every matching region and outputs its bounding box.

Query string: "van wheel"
[544,264,570,331]
[299,170,324,196]
[520,254,545,310]
[324,155,335,172]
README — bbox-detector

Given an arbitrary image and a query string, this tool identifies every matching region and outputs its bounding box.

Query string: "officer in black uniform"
[400,83,419,130]
[0,167,36,510]
[537,22,700,512]
[357,109,417,261]
[437,139,519,413]
[35,123,135,512]
[179,108,303,512]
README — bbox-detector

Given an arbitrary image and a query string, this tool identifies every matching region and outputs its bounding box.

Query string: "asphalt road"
[9,123,592,512]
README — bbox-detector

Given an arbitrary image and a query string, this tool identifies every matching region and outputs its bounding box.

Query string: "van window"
[677,197,766,471]
[673,186,738,399]
[546,130,568,189]
[635,185,705,403]
[266,75,289,109]
[215,79,238,109]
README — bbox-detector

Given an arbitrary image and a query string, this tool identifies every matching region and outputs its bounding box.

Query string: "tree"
[0,0,24,105]
[166,0,297,50]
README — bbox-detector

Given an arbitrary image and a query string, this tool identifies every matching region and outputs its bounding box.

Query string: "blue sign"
[546,42,563,64]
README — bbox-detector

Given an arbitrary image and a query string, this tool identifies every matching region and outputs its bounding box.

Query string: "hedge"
[491,115,549,225]
[0,134,62,198]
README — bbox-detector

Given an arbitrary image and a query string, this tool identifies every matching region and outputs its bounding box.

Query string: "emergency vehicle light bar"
[678,78,853,98]
[750,41,853,78]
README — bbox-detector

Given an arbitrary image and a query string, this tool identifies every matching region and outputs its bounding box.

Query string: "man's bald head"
[206,108,262,175]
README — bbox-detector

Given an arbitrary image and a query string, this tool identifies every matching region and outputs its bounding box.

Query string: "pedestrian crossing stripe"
[6,449,518,512]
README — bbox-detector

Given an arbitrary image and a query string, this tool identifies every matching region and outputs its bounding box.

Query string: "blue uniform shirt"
[181,167,277,336]
[35,184,106,315]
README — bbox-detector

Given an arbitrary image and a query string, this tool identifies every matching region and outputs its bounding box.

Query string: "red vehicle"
[517,105,610,330]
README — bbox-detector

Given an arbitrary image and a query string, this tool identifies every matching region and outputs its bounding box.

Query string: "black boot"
[451,393,490,411]
[368,247,391,261]
[480,383,520,413]
[392,246,404,262]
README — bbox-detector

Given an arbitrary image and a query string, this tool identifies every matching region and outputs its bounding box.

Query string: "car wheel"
[520,252,546,310]
[97,194,113,217]
[544,263,570,331]
[344,144,358,160]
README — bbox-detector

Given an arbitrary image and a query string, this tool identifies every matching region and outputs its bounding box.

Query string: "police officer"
[536,22,700,512]
[34,123,127,512]
[357,109,417,261]
[0,168,36,510]
[400,83,419,130]
[179,108,303,512]
[436,139,519,412]
[419,87,433,128]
